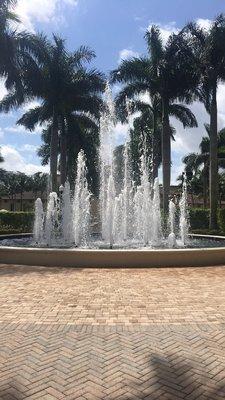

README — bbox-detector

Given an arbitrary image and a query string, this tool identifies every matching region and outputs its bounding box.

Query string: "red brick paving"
[0,265,225,399]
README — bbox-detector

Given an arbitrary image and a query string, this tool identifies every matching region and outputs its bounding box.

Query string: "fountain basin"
[0,234,225,268]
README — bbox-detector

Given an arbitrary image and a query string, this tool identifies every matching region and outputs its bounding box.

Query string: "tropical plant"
[126,98,183,184]
[0,170,19,210]
[111,26,199,213]
[30,172,48,200]
[37,115,100,194]
[0,0,44,95]
[185,14,225,228]
[15,172,32,210]
[180,126,225,209]
[0,34,105,191]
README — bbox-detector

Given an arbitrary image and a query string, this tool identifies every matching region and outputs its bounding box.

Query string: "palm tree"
[185,15,225,228]
[37,114,100,195]
[111,26,199,213]
[15,172,32,211]
[0,0,22,90]
[0,0,44,96]
[182,126,225,209]
[30,172,48,201]
[122,98,195,184]
[0,35,105,191]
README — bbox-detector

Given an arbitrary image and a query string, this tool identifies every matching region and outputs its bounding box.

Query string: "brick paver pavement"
[0,265,225,399]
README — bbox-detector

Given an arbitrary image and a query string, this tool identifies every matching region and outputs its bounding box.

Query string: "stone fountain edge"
[0,234,225,268]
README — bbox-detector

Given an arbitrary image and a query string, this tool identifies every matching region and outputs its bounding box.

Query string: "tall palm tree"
[37,114,100,194]
[111,26,199,213]
[0,35,105,190]
[120,97,196,183]
[129,102,160,184]
[185,15,225,228]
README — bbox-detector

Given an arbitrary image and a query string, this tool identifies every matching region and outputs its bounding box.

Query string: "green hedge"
[218,208,225,234]
[0,208,225,235]
[189,208,210,231]
[0,212,34,232]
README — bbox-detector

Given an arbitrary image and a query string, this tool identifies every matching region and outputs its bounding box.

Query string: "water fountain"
[1,84,225,267]
[31,85,189,249]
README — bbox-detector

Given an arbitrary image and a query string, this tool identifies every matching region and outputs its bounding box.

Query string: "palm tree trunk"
[209,83,218,230]
[20,192,23,211]
[60,116,67,186]
[50,110,58,192]
[152,108,158,181]
[162,98,171,214]
[203,165,207,209]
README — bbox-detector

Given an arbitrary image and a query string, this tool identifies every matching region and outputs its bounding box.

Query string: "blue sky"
[1,0,225,182]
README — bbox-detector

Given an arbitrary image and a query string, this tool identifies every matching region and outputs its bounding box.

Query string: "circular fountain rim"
[0,233,225,268]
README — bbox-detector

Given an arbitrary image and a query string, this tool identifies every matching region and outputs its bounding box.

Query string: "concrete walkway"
[0,265,225,399]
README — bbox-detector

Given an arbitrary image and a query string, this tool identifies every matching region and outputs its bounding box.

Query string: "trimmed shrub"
[0,212,34,233]
[218,208,225,234]
[189,208,209,231]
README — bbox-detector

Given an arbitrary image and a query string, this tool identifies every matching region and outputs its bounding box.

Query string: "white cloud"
[18,144,38,153]
[217,83,225,128]
[139,92,150,104]
[196,18,212,31]
[145,18,212,46]
[0,79,7,101]
[118,49,139,63]
[63,0,78,4]
[113,121,129,144]
[22,100,41,112]
[5,124,42,135]
[145,21,179,45]
[1,145,49,175]
[15,0,78,32]
[0,128,4,139]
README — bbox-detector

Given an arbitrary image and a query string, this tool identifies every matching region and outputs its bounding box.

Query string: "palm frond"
[17,106,50,130]
[72,46,95,66]
[169,103,198,128]
[0,91,24,112]
[144,25,164,63]
[111,57,150,84]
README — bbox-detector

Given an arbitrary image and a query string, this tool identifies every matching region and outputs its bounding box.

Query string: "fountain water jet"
[61,181,73,245]
[179,177,189,246]
[73,150,91,247]
[168,200,177,248]
[33,198,44,244]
